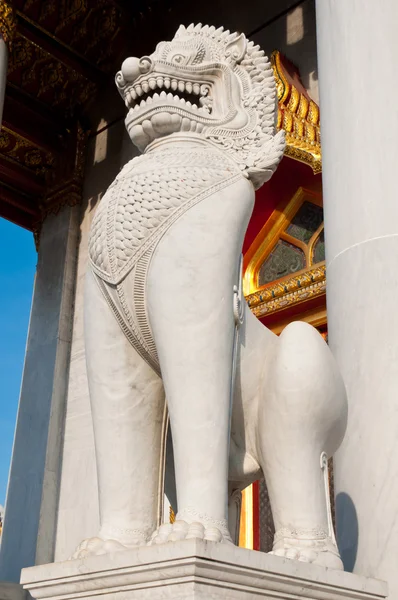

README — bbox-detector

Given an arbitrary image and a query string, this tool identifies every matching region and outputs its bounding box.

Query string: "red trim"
[252,480,260,551]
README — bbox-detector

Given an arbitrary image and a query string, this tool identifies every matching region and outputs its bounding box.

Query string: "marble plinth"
[21,540,387,600]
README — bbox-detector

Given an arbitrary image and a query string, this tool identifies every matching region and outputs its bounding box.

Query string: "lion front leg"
[257,321,347,569]
[147,175,254,545]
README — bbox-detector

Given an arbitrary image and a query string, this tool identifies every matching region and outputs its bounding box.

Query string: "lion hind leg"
[257,321,347,569]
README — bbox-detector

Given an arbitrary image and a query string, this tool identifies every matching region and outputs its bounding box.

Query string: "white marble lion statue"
[73,23,348,569]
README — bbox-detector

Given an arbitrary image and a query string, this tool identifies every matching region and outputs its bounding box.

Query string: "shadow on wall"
[336,492,358,573]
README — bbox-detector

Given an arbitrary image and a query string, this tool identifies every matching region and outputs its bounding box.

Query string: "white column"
[0,37,7,127]
[315,1,398,595]
[0,206,79,582]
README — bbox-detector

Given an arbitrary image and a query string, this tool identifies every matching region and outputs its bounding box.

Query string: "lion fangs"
[131,89,137,100]
[167,93,174,101]
[185,82,193,94]
[164,78,171,89]
[149,78,157,90]
[160,91,167,98]
[156,77,163,88]
[135,84,143,96]
[171,79,178,90]
[142,82,149,93]
[153,93,160,101]
[178,81,185,92]
[193,83,200,95]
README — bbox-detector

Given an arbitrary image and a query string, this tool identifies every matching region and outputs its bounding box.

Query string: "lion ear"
[225,33,247,65]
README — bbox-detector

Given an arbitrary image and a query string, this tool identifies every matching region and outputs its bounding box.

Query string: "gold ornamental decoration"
[246,264,326,318]
[0,1,16,47]
[272,51,321,173]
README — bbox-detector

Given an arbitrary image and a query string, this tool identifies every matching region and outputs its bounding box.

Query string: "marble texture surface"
[21,540,387,600]
[315,1,398,595]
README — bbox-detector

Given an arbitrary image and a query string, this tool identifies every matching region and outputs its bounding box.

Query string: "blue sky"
[0,219,36,506]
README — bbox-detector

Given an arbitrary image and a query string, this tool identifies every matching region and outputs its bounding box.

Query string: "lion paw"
[270,531,343,570]
[69,534,146,559]
[148,518,232,545]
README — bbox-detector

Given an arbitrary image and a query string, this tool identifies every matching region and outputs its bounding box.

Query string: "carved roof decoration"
[271,51,321,174]
[0,0,172,234]
[0,125,55,174]
[0,1,17,46]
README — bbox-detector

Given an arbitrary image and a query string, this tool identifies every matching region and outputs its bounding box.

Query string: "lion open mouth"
[124,76,213,116]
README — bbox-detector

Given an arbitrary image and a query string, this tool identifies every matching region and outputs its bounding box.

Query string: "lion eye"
[172,54,185,64]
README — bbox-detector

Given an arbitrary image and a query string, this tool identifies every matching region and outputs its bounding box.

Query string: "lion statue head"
[115,23,285,189]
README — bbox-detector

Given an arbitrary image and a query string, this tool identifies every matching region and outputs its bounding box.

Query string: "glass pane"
[287,201,323,243]
[312,229,325,263]
[258,240,306,286]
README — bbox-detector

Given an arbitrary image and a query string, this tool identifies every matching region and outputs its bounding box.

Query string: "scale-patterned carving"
[89,146,240,284]
[259,478,275,553]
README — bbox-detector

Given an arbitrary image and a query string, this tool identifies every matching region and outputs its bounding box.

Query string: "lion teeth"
[126,75,213,119]
[181,117,191,131]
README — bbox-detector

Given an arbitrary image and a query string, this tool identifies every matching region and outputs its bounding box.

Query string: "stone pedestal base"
[21,540,387,600]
